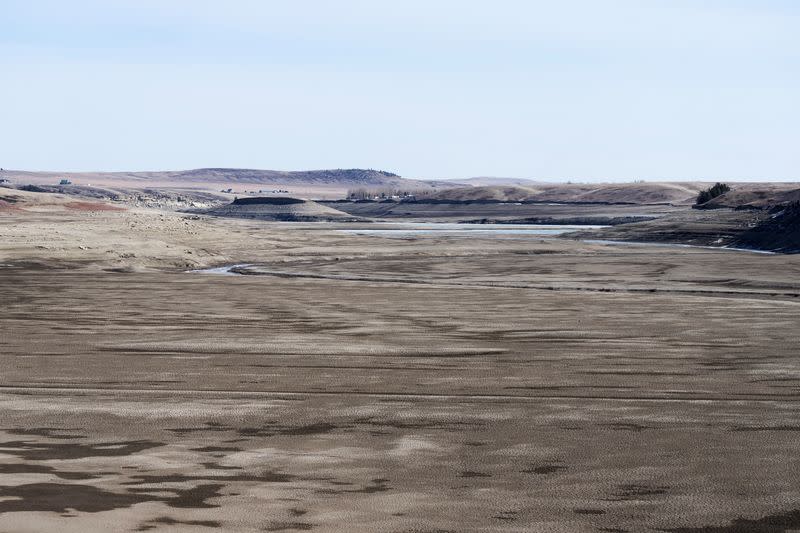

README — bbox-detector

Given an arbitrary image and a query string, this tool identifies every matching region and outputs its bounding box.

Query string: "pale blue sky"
[1,1,798,181]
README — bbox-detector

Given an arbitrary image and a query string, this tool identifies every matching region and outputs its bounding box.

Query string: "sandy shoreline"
[2,194,800,532]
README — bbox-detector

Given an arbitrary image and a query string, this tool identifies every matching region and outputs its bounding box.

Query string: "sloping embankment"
[569,204,800,254]
[567,209,761,248]
[205,196,362,222]
[731,203,800,253]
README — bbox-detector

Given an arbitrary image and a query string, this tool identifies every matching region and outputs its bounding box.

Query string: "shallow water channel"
[334,222,605,237]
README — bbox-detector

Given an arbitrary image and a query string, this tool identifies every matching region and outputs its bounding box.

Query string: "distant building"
[59,179,72,185]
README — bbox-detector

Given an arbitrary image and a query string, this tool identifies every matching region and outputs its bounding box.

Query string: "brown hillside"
[427,183,705,205]
[0,168,460,199]
[700,184,800,209]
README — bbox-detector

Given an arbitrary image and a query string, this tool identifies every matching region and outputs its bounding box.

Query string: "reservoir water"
[335,222,604,237]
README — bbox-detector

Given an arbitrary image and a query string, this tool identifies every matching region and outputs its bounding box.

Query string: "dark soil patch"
[660,508,800,532]
[136,516,222,531]
[191,446,242,452]
[0,463,97,480]
[0,440,164,460]
[521,464,566,475]
[460,471,491,478]
[4,427,87,439]
[317,478,390,495]
[0,483,157,513]
[123,471,296,485]
[236,422,339,438]
[264,522,315,531]
[607,484,669,501]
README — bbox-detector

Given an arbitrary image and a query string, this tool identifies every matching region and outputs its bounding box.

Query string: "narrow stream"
[583,240,776,254]
[189,263,252,275]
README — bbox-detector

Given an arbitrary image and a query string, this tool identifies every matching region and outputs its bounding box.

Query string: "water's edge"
[189,264,252,275]
[190,239,774,277]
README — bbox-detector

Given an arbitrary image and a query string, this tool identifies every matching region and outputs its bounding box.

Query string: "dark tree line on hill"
[696,183,731,205]
[347,188,436,200]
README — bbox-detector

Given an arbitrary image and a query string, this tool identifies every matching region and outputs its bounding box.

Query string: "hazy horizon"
[2,1,798,182]
[5,166,798,185]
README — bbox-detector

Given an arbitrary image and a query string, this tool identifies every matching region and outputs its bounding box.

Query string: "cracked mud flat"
[1,208,800,531]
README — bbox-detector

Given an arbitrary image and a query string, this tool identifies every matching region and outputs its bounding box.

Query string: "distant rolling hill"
[0,168,460,199]
[458,177,541,187]
[430,181,800,206]
[423,183,708,205]
[4,167,797,206]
